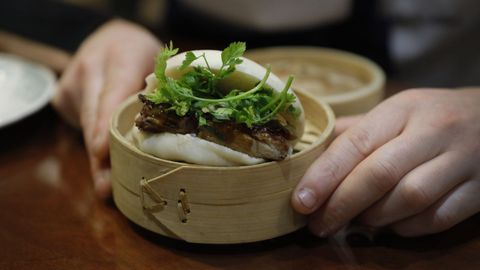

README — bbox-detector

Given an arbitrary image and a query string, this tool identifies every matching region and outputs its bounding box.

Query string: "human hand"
[292,88,480,237]
[52,19,161,197]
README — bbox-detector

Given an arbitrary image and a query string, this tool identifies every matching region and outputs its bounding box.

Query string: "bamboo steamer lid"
[110,89,335,244]
[245,47,385,116]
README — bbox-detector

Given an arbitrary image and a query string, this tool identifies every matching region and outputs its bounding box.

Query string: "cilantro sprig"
[146,42,300,127]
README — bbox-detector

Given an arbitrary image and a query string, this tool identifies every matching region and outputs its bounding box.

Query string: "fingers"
[79,58,105,145]
[290,89,480,237]
[52,59,82,128]
[93,169,112,198]
[88,57,153,196]
[292,100,410,215]
[360,151,471,227]
[77,58,107,195]
[89,46,159,197]
[334,114,364,136]
[91,49,157,159]
[391,177,480,236]
[53,19,162,198]
[307,127,442,236]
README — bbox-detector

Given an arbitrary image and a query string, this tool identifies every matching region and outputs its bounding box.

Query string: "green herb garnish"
[147,42,300,127]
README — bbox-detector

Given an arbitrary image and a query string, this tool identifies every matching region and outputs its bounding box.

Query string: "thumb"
[291,104,408,215]
[90,58,155,196]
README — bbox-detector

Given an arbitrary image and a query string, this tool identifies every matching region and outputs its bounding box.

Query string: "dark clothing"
[0,0,391,71]
[0,0,111,52]
[167,0,391,71]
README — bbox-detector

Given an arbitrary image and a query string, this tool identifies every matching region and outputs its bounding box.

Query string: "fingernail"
[94,170,111,197]
[92,131,107,155]
[92,133,102,153]
[94,170,106,189]
[297,187,317,209]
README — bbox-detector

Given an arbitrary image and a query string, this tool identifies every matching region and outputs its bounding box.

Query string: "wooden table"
[1,91,480,270]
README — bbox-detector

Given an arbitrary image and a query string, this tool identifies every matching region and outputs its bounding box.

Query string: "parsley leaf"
[222,42,245,66]
[180,51,200,70]
[155,41,178,83]
[147,41,299,128]
[219,42,245,79]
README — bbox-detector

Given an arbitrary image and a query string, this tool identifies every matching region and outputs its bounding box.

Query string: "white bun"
[131,126,264,166]
[136,49,305,166]
[165,50,305,141]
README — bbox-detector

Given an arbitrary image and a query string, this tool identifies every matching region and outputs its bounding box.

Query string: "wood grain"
[1,93,480,269]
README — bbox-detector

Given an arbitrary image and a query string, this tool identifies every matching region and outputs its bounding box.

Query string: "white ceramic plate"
[0,53,56,128]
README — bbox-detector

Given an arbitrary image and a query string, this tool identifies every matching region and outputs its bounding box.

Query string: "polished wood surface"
[1,98,480,270]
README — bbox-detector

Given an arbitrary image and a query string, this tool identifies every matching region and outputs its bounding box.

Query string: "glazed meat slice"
[135,94,294,160]
[198,120,291,160]
[135,94,197,134]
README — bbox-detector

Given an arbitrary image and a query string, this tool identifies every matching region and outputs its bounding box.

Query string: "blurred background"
[1,0,480,87]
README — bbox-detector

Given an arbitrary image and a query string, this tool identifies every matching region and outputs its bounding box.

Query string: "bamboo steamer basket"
[110,89,335,244]
[245,47,385,116]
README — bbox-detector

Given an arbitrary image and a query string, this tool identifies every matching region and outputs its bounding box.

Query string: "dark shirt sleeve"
[0,0,112,52]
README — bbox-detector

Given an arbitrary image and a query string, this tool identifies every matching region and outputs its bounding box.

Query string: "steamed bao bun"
[131,50,305,166]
